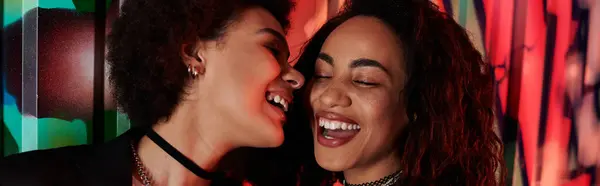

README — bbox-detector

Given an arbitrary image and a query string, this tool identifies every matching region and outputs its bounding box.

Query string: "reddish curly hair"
[287,0,506,185]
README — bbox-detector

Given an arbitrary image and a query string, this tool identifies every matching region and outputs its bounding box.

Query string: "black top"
[0,128,242,186]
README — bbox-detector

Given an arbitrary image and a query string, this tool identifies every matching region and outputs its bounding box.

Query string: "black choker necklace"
[343,170,402,186]
[144,128,225,180]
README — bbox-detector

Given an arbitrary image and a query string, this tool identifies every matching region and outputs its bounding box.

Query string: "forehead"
[230,6,284,35]
[321,16,403,67]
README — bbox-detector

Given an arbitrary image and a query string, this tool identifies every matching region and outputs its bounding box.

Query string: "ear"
[181,43,202,64]
[181,42,206,75]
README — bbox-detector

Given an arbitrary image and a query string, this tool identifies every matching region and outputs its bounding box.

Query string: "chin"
[315,154,353,172]
[247,121,285,148]
[261,132,285,148]
[314,145,354,172]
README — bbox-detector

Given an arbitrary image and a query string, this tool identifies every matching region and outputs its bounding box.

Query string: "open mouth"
[316,116,361,147]
[266,92,289,112]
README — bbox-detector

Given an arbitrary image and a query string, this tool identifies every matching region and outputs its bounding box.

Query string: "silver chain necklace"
[131,142,152,186]
[133,140,401,186]
[343,170,402,186]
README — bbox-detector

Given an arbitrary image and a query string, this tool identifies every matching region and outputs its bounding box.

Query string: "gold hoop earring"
[187,64,199,79]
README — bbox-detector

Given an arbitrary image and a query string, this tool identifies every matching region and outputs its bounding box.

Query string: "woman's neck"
[136,103,234,186]
[343,151,402,185]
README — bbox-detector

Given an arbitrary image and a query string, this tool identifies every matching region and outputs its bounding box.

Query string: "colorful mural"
[430,0,599,185]
[2,0,126,157]
[2,0,599,185]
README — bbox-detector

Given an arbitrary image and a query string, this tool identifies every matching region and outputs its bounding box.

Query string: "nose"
[282,66,305,89]
[318,83,351,108]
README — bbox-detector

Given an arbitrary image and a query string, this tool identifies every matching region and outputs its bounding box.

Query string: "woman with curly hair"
[288,0,506,185]
[0,0,304,185]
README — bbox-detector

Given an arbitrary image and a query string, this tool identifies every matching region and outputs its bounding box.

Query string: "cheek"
[357,93,404,138]
[359,105,403,157]
[223,47,280,96]
[309,82,325,108]
[362,102,394,129]
[249,48,280,85]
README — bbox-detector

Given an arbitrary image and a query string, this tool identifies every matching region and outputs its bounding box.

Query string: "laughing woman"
[291,0,506,185]
[0,0,304,185]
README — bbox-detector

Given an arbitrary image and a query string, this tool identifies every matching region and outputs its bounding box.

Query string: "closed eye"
[265,45,281,58]
[353,80,379,86]
[314,75,331,79]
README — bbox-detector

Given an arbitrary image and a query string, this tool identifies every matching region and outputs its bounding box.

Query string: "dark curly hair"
[288,0,506,185]
[107,0,294,127]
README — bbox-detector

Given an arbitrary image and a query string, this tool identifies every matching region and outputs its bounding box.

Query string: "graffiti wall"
[2,0,599,185]
[2,0,125,156]
[430,0,599,185]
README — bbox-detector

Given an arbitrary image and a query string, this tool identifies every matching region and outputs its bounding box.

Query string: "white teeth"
[281,99,288,111]
[274,95,281,103]
[318,118,360,130]
[267,93,289,112]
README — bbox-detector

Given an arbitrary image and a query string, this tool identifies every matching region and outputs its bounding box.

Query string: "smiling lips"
[315,112,361,147]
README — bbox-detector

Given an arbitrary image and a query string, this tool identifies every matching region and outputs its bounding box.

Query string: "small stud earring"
[413,113,418,121]
[187,64,199,79]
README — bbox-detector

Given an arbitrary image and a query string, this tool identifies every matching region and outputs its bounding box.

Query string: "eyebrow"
[317,53,334,65]
[318,52,390,74]
[257,28,290,58]
[350,58,389,74]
